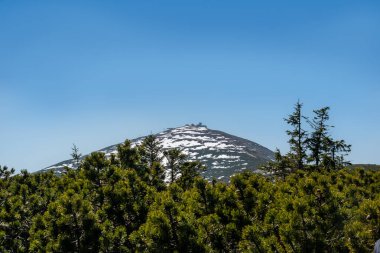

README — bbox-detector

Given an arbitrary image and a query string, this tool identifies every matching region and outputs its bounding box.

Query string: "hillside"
[349,164,380,171]
[41,124,274,181]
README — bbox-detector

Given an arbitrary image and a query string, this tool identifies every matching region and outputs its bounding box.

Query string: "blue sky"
[0,0,379,171]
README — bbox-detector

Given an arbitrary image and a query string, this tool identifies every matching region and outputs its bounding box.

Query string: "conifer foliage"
[265,102,352,177]
[0,104,378,252]
[285,101,308,171]
[71,144,82,167]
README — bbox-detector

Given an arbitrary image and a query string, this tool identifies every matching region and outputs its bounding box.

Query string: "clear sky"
[0,0,379,172]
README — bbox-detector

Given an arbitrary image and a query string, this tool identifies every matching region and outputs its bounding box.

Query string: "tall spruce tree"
[284,101,308,170]
[306,106,352,170]
[264,103,351,175]
[307,107,333,169]
[71,144,82,167]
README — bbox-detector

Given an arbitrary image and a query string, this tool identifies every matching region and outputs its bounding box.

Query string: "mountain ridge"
[41,124,274,181]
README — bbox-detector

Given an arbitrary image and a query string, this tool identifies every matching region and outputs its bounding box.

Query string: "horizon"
[1,0,379,172]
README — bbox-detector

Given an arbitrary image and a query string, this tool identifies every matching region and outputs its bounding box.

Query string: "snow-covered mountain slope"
[41,124,274,181]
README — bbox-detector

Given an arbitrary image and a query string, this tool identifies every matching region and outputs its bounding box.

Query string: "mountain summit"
[42,124,274,181]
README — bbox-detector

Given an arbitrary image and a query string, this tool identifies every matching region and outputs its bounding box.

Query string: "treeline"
[0,103,379,252]
[264,101,351,179]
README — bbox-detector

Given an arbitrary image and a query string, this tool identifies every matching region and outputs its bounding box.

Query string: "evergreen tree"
[307,107,351,170]
[139,135,163,168]
[71,144,82,167]
[164,148,187,183]
[130,185,202,252]
[117,140,140,170]
[307,107,333,169]
[177,161,205,190]
[264,103,351,176]
[284,101,308,170]
[1,161,379,252]
[30,190,101,252]
[81,152,109,188]
[99,168,155,251]
[80,152,110,207]
[0,165,14,180]
[262,149,292,180]
[148,161,166,190]
[323,139,352,170]
[138,135,166,187]
[0,104,372,252]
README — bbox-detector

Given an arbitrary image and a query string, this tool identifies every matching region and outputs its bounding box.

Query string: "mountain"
[41,124,274,181]
[348,164,380,171]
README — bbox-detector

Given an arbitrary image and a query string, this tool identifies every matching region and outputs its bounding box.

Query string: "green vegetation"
[1,104,379,252]
[263,102,351,179]
[349,164,380,171]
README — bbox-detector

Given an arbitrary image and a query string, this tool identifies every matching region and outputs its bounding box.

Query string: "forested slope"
[1,155,379,252]
[1,103,379,252]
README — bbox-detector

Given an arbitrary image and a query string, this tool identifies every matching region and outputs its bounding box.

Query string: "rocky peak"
[41,124,274,181]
